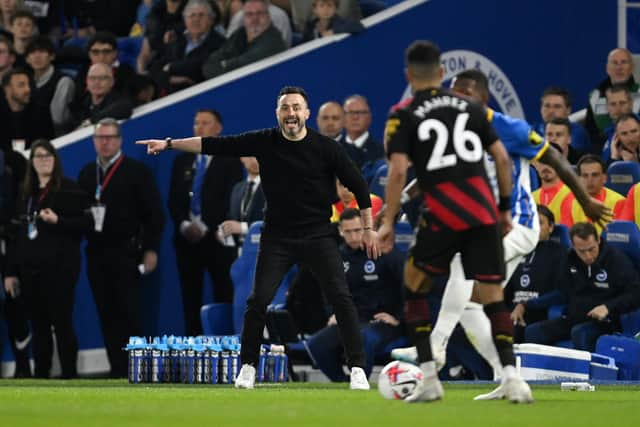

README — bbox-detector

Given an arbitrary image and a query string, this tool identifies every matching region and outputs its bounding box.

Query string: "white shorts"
[502,222,539,287]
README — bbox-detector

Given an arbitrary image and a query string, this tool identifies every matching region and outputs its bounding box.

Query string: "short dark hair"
[547,117,572,135]
[576,153,606,175]
[87,31,118,51]
[615,112,640,128]
[25,35,56,56]
[10,9,36,25]
[537,204,555,225]
[278,86,309,105]
[405,40,441,78]
[339,207,361,222]
[541,86,572,108]
[570,222,598,242]
[0,35,14,52]
[196,108,224,126]
[606,83,632,99]
[453,69,489,98]
[1,67,30,87]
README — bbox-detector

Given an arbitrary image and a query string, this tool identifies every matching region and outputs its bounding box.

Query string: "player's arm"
[136,136,202,154]
[485,139,513,234]
[538,147,611,227]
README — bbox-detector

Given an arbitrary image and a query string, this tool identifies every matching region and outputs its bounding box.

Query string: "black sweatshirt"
[201,128,371,232]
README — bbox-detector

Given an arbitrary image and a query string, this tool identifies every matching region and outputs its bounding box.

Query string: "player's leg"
[237,234,296,389]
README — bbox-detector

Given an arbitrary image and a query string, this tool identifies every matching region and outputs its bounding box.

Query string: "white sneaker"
[503,377,534,404]
[390,346,418,364]
[473,383,506,400]
[349,367,370,390]
[405,362,444,403]
[235,364,256,389]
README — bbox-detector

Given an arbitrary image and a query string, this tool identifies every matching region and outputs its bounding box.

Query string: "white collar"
[345,131,369,148]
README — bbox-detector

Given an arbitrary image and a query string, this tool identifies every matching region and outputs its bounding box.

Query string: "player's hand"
[361,229,380,259]
[136,139,168,155]
[498,210,513,237]
[587,304,609,321]
[220,220,242,236]
[373,312,400,327]
[510,303,526,326]
[582,198,612,230]
[327,314,337,326]
[376,222,395,254]
[4,276,20,298]
[143,250,158,273]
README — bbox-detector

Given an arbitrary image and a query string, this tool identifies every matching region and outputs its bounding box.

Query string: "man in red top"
[618,183,640,228]
[331,179,383,222]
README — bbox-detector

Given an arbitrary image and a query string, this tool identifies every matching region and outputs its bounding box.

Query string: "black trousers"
[21,261,79,378]
[174,233,236,336]
[86,245,140,378]
[241,228,365,369]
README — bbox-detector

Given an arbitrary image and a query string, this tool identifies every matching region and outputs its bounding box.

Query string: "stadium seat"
[550,223,571,248]
[394,219,413,253]
[117,36,144,69]
[601,221,640,269]
[200,303,233,336]
[369,163,388,198]
[620,308,640,337]
[606,161,640,196]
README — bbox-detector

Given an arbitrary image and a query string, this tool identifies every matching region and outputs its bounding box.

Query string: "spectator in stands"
[78,118,164,378]
[545,118,581,164]
[130,74,158,107]
[306,208,404,381]
[137,0,187,74]
[534,86,591,155]
[0,68,54,151]
[566,154,625,234]
[523,222,640,351]
[601,84,635,162]
[507,205,568,343]
[585,48,640,152]
[25,36,76,135]
[167,108,243,336]
[150,0,225,94]
[618,182,640,226]
[218,155,265,247]
[342,94,384,182]
[67,0,139,37]
[291,0,361,32]
[226,0,291,47]
[202,0,286,79]
[70,63,133,129]
[302,0,364,42]
[532,159,575,227]
[7,9,35,67]
[75,32,137,100]
[3,139,92,378]
[316,100,345,141]
[330,178,382,223]
[611,113,640,164]
[0,35,15,81]
[0,0,23,38]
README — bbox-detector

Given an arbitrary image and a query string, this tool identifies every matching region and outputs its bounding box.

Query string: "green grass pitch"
[1,380,639,427]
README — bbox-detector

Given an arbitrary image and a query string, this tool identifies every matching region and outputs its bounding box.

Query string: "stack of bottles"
[125,335,240,384]
[257,344,288,383]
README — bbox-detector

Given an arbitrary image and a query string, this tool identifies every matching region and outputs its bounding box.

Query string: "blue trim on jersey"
[491,111,543,229]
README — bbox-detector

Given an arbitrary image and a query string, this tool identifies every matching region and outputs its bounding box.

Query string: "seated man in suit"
[218,155,265,248]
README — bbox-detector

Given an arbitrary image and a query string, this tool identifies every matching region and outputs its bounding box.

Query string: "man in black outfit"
[78,118,165,378]
[168,109,243,336]
[137,86,380,390]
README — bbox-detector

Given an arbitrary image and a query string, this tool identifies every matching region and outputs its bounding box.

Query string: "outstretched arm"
[538,147,612,227]
[136,136,202,154]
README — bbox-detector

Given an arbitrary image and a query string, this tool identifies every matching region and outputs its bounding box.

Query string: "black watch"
[165,137,173,150]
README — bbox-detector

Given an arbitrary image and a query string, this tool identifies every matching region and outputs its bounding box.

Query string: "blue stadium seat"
[606,161,640,196]
[620,308,640,337]
[550,223,571,248]
[601,220,640,269]
[369,163,388,198]
[117,36,144,69]
[394,219,413,253]
[200,303,233,336]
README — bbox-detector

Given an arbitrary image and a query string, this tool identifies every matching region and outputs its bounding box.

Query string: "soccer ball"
[377,360,424,400]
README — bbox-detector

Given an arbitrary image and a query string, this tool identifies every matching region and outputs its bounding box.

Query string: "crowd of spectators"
[0,1,639,382]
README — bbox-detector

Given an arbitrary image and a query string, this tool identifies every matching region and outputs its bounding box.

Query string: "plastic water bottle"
[560,382,595,391]
[257,344,269,383]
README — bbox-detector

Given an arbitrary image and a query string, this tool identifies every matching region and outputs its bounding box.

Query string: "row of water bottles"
[125,335,240,384]
[125,336,288,384]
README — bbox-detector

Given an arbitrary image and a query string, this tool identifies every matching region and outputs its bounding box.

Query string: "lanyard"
[27,185,50,215]
[95,156,124,202]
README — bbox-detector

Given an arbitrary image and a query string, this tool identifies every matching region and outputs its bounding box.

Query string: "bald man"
[316,101,345,141]
[586,48,640,150]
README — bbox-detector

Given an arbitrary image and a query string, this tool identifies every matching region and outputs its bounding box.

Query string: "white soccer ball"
[378,360,424,400]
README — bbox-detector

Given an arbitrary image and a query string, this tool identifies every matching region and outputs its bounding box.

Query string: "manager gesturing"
[137,86,379,390]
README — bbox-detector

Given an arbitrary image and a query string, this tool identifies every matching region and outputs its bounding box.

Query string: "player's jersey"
[385,88,499,231]
[484,109,550,229]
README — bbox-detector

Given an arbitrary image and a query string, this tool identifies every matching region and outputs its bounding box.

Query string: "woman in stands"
[3,139,92,378]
